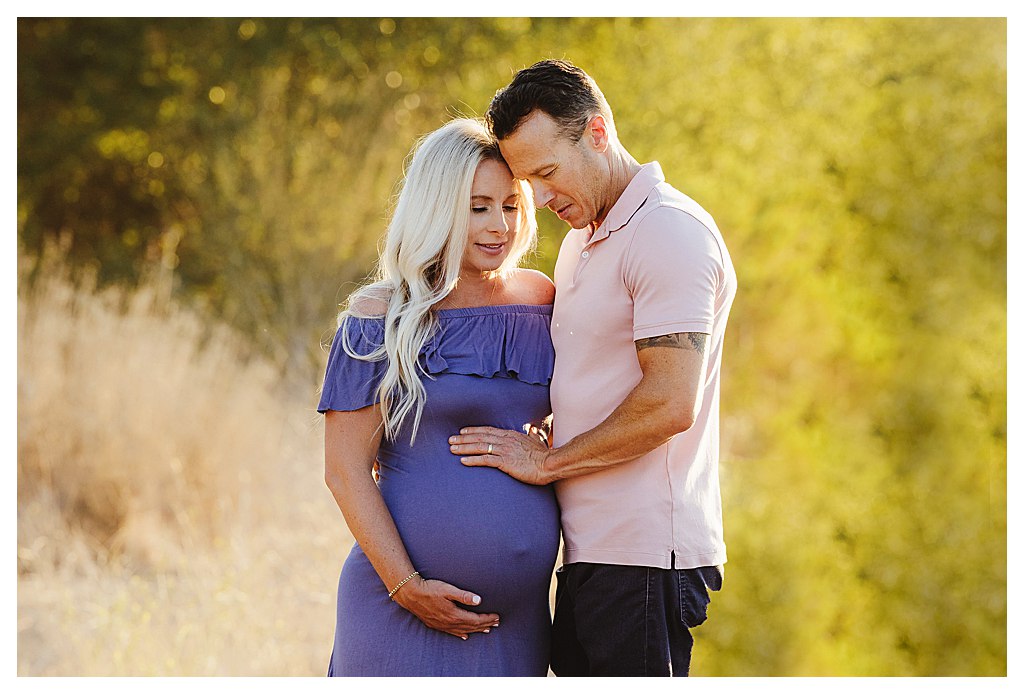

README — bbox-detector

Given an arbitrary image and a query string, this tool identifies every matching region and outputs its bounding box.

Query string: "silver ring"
[487,444,493,455]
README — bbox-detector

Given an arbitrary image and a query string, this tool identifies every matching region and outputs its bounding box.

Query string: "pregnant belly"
[380,463,560,614]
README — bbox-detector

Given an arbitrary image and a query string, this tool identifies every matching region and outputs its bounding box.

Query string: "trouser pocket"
[676,568,712,629]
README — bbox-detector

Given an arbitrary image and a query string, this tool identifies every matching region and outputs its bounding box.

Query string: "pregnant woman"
[317,118,560,676]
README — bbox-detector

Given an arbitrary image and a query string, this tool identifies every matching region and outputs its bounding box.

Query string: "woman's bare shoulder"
[347,285,391,317]
[506,268,555,306]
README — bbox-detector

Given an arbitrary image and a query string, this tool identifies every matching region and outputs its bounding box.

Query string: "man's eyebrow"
[528,163,555,176]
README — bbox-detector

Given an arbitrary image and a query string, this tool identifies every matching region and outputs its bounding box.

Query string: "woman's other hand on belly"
[393,575,501,640]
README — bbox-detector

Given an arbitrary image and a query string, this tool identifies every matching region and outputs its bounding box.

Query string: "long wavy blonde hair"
[338,118,537,443]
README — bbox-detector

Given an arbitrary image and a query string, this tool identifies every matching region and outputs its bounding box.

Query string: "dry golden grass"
[17,252,350,675]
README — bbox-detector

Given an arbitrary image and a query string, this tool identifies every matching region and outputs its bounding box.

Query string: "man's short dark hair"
[486,59,612,142]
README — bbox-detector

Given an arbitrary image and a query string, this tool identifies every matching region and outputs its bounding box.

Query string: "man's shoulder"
[627,197,720,255]
[640,181,719,237]
[625,183,731,272]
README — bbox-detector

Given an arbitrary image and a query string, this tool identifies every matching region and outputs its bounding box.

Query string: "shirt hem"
[633,320,713,341]
[562,546,727,570]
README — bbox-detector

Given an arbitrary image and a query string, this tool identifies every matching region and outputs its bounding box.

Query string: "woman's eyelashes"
[471,203,519,214]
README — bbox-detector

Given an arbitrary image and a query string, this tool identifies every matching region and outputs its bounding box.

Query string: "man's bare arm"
[540,331,709,478]
[451,332,710,485]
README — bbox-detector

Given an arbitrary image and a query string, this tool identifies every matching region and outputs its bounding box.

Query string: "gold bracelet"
[388,571,420,599]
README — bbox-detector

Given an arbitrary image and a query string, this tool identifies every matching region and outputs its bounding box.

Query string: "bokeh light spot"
[238,20,256,40]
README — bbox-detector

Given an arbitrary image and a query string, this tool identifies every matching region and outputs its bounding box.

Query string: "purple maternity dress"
[317,304,559,676]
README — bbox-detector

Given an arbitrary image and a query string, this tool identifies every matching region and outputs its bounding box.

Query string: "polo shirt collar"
[586,161,665,244]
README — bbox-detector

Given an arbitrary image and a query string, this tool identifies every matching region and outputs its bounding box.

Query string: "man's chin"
[558,210,588,229]
[569,215,595,230]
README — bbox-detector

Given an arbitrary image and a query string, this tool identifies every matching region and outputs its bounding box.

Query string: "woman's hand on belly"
[393,575,501,640]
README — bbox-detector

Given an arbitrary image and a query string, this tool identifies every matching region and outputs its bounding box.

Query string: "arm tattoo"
[684,332,708,355]
[635,332,707,356]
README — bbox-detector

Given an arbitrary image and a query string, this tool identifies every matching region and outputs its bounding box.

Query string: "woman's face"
[461,158,519,276]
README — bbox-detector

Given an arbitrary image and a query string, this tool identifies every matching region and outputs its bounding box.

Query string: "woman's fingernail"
[471,595,481,605]
[483,629,490,633]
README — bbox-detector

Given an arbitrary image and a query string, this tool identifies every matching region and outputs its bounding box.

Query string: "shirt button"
[581,250,590,259]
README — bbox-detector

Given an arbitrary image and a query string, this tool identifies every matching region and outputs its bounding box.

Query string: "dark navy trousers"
[550,561,723,677]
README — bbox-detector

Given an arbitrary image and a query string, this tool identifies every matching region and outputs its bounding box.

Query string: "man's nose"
[532,182,555,209]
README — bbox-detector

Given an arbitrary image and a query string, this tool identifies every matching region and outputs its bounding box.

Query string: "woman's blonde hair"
[339,118,537,443]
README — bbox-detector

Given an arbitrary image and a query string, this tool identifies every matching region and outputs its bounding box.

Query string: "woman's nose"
[489,209,510,233]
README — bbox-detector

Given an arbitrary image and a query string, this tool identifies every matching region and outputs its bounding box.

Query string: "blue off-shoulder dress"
[317,304,560,677]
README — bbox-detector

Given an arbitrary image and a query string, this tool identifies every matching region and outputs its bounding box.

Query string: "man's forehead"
[503,112,560,148]
[498,141,546,175]
[499,113,563,174]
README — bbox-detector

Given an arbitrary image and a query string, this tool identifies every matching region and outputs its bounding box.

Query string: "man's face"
[498,110,607,230]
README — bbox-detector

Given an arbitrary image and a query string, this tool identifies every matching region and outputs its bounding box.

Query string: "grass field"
[17,256,352,675]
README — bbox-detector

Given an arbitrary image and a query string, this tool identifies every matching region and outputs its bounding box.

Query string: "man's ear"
[587,114,611,153]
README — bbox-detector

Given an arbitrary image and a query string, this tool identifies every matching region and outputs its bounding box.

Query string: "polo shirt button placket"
[573,247,592,285]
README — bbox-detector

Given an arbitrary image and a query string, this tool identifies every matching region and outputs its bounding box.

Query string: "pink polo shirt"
[550,162,736,570]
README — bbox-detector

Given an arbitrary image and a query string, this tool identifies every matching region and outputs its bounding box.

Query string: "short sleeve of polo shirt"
[624,206,723,341]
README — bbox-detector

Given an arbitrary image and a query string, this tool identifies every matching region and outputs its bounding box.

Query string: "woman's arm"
[324,407,500,639]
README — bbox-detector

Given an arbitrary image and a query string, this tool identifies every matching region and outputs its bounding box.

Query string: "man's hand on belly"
[450,427,554,485]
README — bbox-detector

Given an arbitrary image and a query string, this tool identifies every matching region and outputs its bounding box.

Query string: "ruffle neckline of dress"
[347,304,554,386]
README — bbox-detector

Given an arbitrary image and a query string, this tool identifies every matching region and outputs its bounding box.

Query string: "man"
[448,59,737,676]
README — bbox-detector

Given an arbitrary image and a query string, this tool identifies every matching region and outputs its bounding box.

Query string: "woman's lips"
[475,242,506,256]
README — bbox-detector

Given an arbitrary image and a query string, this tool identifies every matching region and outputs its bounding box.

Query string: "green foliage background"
[17,17,1006,675]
